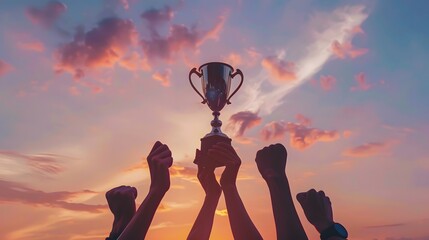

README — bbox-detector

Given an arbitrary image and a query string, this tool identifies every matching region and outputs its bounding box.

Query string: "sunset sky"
[1,0,428,239]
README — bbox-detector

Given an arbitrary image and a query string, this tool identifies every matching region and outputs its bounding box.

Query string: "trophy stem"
[205,111,228,138]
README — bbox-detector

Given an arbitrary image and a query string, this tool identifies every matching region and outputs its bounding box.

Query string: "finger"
[148,141,163,158]
[153,148,172,160]
[208,149,236,164]
[318,190,326,198]
[131,187,138,198]
[159,156,173,168]
[296,192,306,203]
[148,143,167,160]
[210,145,237,160]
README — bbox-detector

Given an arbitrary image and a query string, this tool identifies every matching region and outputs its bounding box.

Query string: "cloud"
[331,40,368,59]
[17,40,45,52]
[25,1,67,28]
[0,59,13,77]
[55,17,138,79]
[0,150,66,176]
[226,111,262,137]
[351,72,371,91]
[215,209,228,217]
[140,8,227,62]
[295,113,312,126]
[261,56,296,82]
[0,180,106,213]
[152,69,172,87]
[365,223,406,229]
[261,114,339,149]
[343,141,393,158]
[342,130,353,138]
[319,75,336,91]
[118,51,151,71]
[239,5,369,116]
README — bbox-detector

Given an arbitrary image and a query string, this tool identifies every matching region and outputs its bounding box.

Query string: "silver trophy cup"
[189,62,244,167]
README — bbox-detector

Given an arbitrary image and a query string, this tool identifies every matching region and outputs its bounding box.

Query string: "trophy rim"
[198,61,235,72]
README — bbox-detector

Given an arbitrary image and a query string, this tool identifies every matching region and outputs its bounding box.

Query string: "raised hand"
[208,142,241,188]
[106,186,137,239]
[196,149,221,197]
[118,141,173,240]
[296,189,334,233]
[147,141,173,194]
[255,143,287,180]
[187,149,221,240]
[106,185,137,219]
[255,143,308,240]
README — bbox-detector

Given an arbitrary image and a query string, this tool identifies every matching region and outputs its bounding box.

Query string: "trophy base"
[194,134,232,168]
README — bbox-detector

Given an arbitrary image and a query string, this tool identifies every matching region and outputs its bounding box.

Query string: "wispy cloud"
[0,180,106,213]
[351,72,372,91]
[152,69,172,87]
[240,5,368,116]
[319,75,337,91]
[226,111,262,137]
[343,140,395,158]
[331,40,368,59]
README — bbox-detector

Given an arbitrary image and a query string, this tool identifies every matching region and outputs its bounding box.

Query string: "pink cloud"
[17,40,45,52]
[226,111,262,137]
[343,130,353,138]
[140,9,226,62]
[0,59,13,77]
[152,69,172,87]
[224,53,242,67]
[25,1,67,28]
[331,40,368,59]
[295,113,312,126]
[55,18,138,79]
[343,141,394,158]
[261,114,339,149]
[0,180,106,213]
[351,72,371,91]
[319,75,336,91]
[261,56,296,82]
[118,51,151,71]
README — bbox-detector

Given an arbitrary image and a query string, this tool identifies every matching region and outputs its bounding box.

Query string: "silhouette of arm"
[297,189,346,239]
[187,149,222,240]
[210,142,263,240]
[255,144,308,240]
[105,186,137,240]
[118,141,173,240]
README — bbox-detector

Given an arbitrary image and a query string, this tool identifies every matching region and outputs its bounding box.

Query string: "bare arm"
[210,142,262,240]
[118,141,173,240]
[187,150,221,240]
[255,144,308,240]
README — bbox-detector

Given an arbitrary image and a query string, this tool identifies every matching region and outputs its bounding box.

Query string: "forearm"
[187,194,220,240]
[118,190,165,240]
[108,215,133,239]
[223,185,263,240]
[266,176,308,240]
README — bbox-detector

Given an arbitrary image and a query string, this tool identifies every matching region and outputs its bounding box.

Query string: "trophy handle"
[189,68,207,104]
[227,69,244,104]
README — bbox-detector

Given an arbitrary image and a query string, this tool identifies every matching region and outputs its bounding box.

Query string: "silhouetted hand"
[255,143,287,180]
[208,142,241,188]
[297,189,334,233]
[147,141,173,194]
[195,149,221,197]
[106,185,137,238]
[106,185,137,219]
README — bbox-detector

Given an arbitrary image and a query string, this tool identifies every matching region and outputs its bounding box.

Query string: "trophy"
[189,62,243,167]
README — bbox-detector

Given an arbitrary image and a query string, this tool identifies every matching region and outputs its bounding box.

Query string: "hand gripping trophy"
[189,62,243,167]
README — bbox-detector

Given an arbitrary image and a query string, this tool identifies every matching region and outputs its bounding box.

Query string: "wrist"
[314,220,334,233]
[111,215,133,236]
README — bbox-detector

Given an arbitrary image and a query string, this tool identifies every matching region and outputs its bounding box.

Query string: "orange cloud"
[319,75,336,91]
[331,40,368,59]
[119,51,151,71]
[0,59,13,77]
[343,130,353,138]
[226,111,262,137]
[343,141,393,158]
[0,180,106,213]
[261,56,296,82]
[55,17,138,79]
[25,1,67,28]
[152,69,172,87]
[261,114,339,149]
[224,53,242,67]
[17,40,45,52]
[351,72,371,91]
[295,113,312,126]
